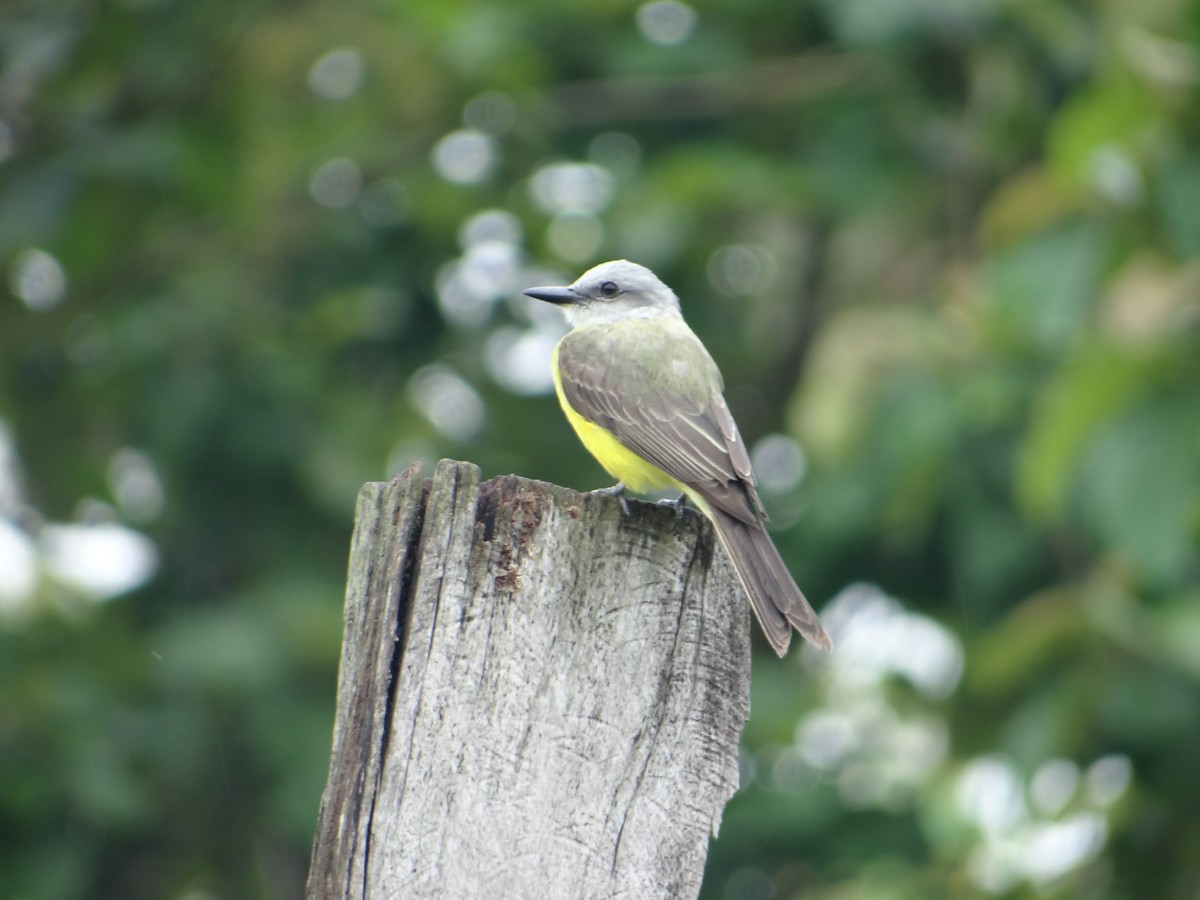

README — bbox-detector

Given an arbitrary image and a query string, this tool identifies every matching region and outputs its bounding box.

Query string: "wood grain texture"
[307,459,751,900]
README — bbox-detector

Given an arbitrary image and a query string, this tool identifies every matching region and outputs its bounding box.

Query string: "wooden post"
[307,459,751,900]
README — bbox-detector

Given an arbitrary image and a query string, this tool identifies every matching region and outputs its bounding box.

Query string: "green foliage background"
[1,0,1198,897]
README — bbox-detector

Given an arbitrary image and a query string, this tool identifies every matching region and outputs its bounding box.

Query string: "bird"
[523,259,831,656]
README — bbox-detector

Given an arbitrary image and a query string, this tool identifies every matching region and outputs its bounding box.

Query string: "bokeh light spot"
[796,709,857,770]
[707,244,777,297]
[1085,754,1132,807]
[385,440,437,479]
[1030,758,1079,816]
[459,209,522,249]
[432,130,496,185]
[409,365,485,441]
[956,756,1027,836]
[308,47,365,101]
[547,213,604,264]
[819,583,964,699]
[1088,144,1143,206]
[750,433,806,493]
[589,132,642,178]
[530,163,614,215]
[309,158,362,208]
[10,247,67,311]
[41,522,159,601]
[64,313,110,365]
[636,0,698,46]
[485,325,560,396]
[358,178,408,227]
[107,448,165,522]
[463,90,516,135]
[1022,813,1107,886]
[436,241,520,327]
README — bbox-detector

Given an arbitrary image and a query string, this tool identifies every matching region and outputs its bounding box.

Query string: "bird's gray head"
[523,260,682,326]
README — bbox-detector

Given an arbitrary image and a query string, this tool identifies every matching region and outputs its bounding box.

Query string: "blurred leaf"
[1017,340,1148,521]
[1075,395,1200,584]
[969,585,1092,697]
[981,220,1108,350]
[978,166,1083,249]
[1155,154,1200,259]
[1149,589,1200,683]
[1046,78,1153,186]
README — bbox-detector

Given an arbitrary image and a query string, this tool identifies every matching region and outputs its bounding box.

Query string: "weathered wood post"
[307,459,751,900]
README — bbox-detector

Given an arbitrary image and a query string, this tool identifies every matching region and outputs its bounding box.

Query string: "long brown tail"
[709,509,832,656]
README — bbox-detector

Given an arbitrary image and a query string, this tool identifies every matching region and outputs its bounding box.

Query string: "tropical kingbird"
[523,259,831,656]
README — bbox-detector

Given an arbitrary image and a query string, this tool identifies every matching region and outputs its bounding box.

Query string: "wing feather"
[558,321,766,524]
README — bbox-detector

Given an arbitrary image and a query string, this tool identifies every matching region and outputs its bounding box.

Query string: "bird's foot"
[597,481,630,516]
[657,493,688,523]
[607,482,631,517]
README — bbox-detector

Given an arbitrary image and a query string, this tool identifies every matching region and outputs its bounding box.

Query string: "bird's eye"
[599,280,620,298]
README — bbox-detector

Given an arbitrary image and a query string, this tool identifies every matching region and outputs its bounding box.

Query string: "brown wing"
[557,320,767,525]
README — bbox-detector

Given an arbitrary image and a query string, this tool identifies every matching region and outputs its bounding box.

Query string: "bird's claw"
[657,493,688,523]
[598,481,630,517]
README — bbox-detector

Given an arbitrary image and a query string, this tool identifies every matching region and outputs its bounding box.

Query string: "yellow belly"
[552,345,683,496]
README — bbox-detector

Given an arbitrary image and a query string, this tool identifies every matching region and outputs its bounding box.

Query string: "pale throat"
[561,302,683,328]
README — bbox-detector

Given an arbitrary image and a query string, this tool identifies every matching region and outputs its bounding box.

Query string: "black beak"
[522,285,580,305]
